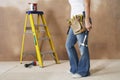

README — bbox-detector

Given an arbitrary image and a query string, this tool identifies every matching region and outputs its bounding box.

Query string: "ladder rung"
[41,30,45,32]
[25,30,45,34]
[26,26,39,30]
[25,27,46,34]
[41,51,54,55]
[39,37,49,40]
[26,30,32,33]
[35,24,46,27]
[26,27,31,30]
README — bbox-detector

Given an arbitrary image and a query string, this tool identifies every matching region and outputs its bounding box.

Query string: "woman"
[66,0,92,78]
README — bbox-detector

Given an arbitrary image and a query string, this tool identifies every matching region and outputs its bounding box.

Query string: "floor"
[0,60,120,80]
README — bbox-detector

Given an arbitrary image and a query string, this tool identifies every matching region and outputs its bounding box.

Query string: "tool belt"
[68,14,86,35]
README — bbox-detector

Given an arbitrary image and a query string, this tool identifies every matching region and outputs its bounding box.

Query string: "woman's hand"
[85,18,92,31]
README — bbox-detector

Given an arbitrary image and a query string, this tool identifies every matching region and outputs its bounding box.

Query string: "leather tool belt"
[68,14,86,35]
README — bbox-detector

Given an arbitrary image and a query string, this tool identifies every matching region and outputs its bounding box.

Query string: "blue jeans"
[65,28,90,77]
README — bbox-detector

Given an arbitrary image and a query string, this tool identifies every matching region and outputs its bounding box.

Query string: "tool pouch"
[68,14,86,35]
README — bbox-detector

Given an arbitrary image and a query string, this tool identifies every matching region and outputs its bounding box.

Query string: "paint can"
[29,3,37,11]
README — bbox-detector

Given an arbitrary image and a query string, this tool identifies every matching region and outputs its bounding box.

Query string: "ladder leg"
[29,14,43,67]
[20,14,28,64]
[41,15,60,64]
[36,14,40,40]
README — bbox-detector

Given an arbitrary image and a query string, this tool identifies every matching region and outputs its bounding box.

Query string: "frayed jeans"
[65,28,90,77]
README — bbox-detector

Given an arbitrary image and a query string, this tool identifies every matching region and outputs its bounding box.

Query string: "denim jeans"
[65,28,90,77]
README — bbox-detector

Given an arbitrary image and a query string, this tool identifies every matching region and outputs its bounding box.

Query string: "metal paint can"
[29,3,37,11]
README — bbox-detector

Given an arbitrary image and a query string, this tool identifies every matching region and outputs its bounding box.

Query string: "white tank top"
[68,0,85,18]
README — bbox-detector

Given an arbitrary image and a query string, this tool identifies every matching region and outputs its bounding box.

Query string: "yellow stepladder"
[20,11,60,67]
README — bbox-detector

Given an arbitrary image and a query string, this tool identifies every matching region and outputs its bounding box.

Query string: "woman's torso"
[68,0,85,18]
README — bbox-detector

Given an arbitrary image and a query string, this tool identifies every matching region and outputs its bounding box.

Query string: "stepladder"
[20,11,60,67]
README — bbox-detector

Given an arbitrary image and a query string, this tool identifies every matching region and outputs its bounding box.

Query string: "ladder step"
[41,30,45,32]
[25,27,45,33]
[41,51,54,55]
[26,30,32,33]
[39,37,49,40]
[35,24,46,27]
[25,30,45,33]
[26,27,31,30]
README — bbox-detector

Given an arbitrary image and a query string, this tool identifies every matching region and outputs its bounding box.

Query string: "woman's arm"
[84,0,92,31]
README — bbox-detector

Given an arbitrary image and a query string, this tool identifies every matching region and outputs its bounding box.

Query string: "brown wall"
[0,0,120,61]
